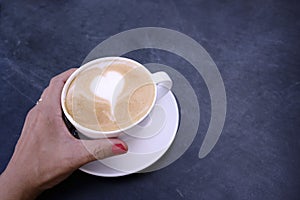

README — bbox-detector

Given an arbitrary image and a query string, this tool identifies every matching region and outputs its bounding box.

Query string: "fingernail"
[112,143,128,155]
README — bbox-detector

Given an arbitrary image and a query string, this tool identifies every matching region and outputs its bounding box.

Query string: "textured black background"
[0,0,300,199]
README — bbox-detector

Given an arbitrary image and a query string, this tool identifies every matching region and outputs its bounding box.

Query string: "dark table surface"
[0,0,300,199]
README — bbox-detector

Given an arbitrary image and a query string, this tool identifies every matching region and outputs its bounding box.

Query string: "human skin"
[0,68,128,200]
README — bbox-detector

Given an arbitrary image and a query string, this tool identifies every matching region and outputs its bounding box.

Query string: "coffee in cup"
[61,57,172,138]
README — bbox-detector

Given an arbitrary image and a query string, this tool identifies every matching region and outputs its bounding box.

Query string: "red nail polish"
[112,143,127,154]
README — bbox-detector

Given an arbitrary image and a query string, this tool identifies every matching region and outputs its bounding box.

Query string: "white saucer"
[79,91,179,177]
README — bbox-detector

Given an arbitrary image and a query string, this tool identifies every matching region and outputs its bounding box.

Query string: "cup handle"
[151,71,172,101]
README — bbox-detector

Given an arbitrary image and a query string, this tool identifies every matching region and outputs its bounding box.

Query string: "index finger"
[53,68,78,84]
[40,68,77,111]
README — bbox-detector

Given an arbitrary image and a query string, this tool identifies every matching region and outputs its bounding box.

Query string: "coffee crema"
[65,60,155,132]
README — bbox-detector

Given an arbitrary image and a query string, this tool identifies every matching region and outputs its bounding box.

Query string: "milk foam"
[90,71,124,105]
[65,61,155,132]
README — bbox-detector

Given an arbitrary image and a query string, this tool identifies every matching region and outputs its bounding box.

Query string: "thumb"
[76,138,128,166]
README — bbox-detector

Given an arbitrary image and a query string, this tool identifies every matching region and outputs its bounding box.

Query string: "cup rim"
[61,56,157,136]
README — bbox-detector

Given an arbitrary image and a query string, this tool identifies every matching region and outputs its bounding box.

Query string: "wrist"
[0,167,40,200]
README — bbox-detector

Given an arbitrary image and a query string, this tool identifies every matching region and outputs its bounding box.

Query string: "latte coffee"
[64,59,155,132]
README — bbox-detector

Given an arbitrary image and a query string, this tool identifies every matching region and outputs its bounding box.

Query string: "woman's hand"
[0,68,128,200]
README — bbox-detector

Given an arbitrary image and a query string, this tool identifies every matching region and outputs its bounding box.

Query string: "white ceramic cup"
[61,57,172,139]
